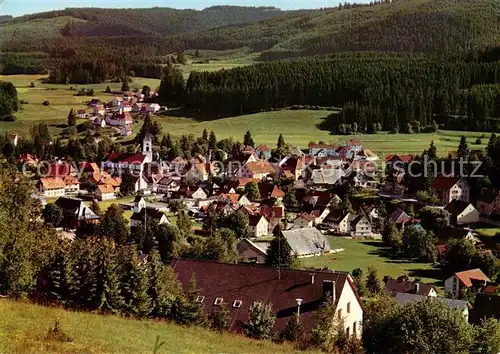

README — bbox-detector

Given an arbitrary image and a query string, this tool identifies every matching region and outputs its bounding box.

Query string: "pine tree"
[148,247,179,318]
[45,242,73,304]
[208,131,217,150]
[244,302,276,340]
[366,266,382,295]
[457,136,469,159]
[121,78,129,92]
[277,134,285,149]
[67,109,77,126]
[279,313,304,343]
[100,204,129,244]
[426,140,438,160]
[120,245,151,317]
[202,204,218,237]
[171,274,204,325]
[94,240,124,314]
[243,130,254,147]
[105,85,111,93]
[265,232,293,268]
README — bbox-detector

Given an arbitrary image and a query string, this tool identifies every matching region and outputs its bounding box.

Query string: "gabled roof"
[130,208,167,222]
[62,175,80,186]
[258,182,285,199]
[389,208,411,224]
[445,200,473,216]
[296,212,315,222]
[454,268,490,287]
[121,154,148,164]
[282,227,331,256]
[55,197,99,220]
[172,258,358,333]
[255,144,270,152]
[248,214,267,227]
[385,278,436,296]
[432,175,462,190]
[97,184,115,194]
[351,214,371,227]
[385,154,414,163]
[394,293,471,311]
[39,177,65,190]
[245,160,276,175]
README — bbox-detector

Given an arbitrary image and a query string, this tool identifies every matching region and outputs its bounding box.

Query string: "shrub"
[45,319,72,343]
[3,115,16,122]
[42,101,50,106]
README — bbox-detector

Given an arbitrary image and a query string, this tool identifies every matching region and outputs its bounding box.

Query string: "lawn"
[0,73,490,157]
[301,237,445,287]
[0,299,315,354]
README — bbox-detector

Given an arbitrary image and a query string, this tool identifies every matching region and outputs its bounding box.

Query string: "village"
[3,89,497,343]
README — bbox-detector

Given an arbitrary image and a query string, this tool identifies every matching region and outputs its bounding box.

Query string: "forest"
[179,53,500,132]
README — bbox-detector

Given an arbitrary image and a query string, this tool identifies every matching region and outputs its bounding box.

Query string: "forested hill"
[4,6,293,38]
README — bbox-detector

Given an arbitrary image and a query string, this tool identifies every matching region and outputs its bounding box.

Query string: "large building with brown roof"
[172,259,363,337]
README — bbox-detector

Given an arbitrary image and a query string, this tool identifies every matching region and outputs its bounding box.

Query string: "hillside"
[2,0,500,57]
[0,299,316,354]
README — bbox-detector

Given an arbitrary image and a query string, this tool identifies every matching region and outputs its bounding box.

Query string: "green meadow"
[0,74,489,156]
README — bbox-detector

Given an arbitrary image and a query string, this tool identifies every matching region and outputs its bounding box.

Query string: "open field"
[0,74,490,156]
[301,237,444,287]
[0,299,314,354]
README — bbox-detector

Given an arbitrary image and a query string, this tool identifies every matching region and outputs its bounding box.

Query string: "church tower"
[143,133,153,160]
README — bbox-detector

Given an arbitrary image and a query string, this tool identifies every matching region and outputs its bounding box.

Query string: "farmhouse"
[351,215,372,238]
[95,184,116,201]
[432,176,470,205]
[37,177,66,198]
[172,258,364,337]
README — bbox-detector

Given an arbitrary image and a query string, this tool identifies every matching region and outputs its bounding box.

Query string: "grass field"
[0,299,315,354]
[301,237,444,287]
[0,74,489,156]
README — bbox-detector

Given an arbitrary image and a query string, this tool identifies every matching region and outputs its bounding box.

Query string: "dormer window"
[195,296,205,303]
[233,300,242,308]
[214,297,223,306]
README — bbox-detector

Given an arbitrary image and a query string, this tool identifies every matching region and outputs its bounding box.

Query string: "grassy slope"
[0,299,314,354]
[0,16,86,42]
[0,74,488,155]
[301,238,443,287]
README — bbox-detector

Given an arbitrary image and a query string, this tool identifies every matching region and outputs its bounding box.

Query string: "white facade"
[456,204,480,225]
[250,216,269,238]
[444,275,460,298]
[335,276,364,339]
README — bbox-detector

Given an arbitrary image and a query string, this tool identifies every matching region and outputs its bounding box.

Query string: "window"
[214,297,223,306]
[233,300,243,308]
[345,326,350,337]
[195,296,205,303]
[347,302,351,314]
[338,309,342,319]
[353,321,357,336]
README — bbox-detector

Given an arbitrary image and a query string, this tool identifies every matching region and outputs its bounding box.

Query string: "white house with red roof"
[432,176,470,205]
[106,110,133,127]
[308,143,339,157]
[445,268,490,298]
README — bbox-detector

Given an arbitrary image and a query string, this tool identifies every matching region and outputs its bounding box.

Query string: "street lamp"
[295,298,303,323]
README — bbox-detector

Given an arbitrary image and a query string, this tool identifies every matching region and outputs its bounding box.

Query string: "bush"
[3,115,16,122]
[42,101,50,106]
[45,320,73,343]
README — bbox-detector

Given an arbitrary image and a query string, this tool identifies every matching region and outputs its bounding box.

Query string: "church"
[101,134,156,192]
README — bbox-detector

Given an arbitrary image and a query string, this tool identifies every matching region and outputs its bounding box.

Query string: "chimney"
[322,280,336,303]
[310,273,315,284]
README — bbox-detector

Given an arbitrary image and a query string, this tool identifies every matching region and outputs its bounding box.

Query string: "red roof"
[171,259,360,333]
[385,154,414,163]
[455,269,490,287]
[346,139,361,146]
[121,154,148,164]
[45,163,74,177]
[432,175,459,190]
[255,144,270,152]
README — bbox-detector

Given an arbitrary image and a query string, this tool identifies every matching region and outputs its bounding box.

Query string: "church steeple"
[143,133,153,160]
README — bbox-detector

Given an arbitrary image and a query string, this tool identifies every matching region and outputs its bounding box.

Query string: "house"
[258,182,285,200]
[37,177,66,198]
[146,103,161,113]
[351,215,372,238]
[95,184,116,201]
[355,149,379,161]
[172,259,363,337]
[282,227,331,257]
[476,190,500,217]
[394,294,471,321]
[130,208,170,228]
[18,153,39,167]
[77,109,87,118]
[7,132,19,146]
[186,187,208,200]
[157,177,181,195]
[389,208,412,228]
[255,144,271,160]
[236,238,268,263]
[384,276,437,297]
[93,117,106,128]
[435,227,479,246]
[432,176,470,205]
[444,268,491,298]
[445,200,480,225]
[111,97,124,107]
[260,205,284,233]
[324,211,353,234]
[306,167,345,187]
[62,175,80,195]
[279,156,304,180]
[93,105,106,115]
[293,213,315,228]
[238,160,276,179]
[185,162,209,182]
[248,215,269,238]
[345,139,363,157]
[218,193,251,207]
[54,197,100,229]
[308,143,339,157]
[106,111,133,126]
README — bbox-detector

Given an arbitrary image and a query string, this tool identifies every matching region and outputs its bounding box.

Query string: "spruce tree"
[94,240,124,314]
[45,242,73,304]
[265,232,293,268]
[148,246,179,318]
[202,129,209,142]
[121,78,129,92]
[208,131,217,150]
[120,245,151,317]
[243,130,254,147]
[277,134,285,149]
[366,266,382,295]
[67,109,77,126]
[176,211,192,236]
[457,136,469,159]
[172,274,204,325]
[279,313,304,343]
